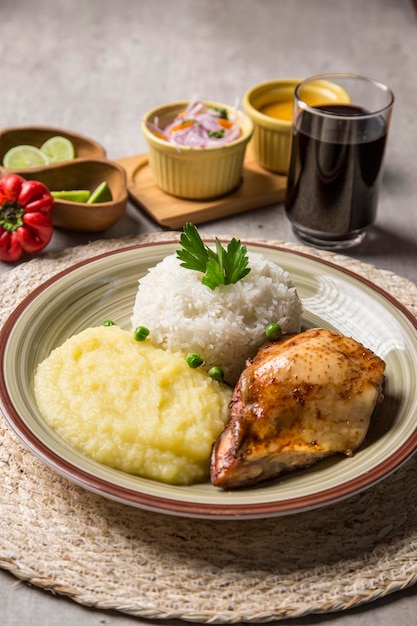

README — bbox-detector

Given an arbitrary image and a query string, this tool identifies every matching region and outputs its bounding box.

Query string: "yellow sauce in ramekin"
[260,100,294,122]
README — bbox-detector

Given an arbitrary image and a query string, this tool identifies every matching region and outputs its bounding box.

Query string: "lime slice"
[87,181,113,203]
[3,145,50,169]
[51,190,91,202]
[40,136,75,163]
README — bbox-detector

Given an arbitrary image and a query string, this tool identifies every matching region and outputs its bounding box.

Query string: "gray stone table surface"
[0,0,417,625]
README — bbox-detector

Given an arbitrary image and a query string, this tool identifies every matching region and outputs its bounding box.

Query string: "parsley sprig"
[176,223,251,290]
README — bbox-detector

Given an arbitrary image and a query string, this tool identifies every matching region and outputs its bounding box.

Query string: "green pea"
[208,366,224,382]
[266,322,283,341]
[186,353,204,368]
[133,325,150,341]
[102,320,117,326]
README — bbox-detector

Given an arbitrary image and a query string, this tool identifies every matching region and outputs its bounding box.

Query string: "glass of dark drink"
[285,74,394,249]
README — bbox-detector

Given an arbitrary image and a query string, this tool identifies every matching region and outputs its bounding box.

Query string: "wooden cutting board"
[116,150,287,228]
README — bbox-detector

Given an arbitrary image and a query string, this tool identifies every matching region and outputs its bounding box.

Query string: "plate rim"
[1,239,416,519]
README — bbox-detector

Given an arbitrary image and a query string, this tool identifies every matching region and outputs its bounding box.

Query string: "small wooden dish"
[116,150,287,228]
[2,159,128,232]
[0,125,106,167]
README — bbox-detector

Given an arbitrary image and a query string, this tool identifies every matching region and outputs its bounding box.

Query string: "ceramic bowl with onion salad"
[142,100,253,200]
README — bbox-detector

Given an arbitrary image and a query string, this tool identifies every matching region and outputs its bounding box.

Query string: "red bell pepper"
[0,174,54,262]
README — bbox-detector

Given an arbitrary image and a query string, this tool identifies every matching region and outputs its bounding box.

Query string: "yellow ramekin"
[142,100,253,200]
[243,78,350,175]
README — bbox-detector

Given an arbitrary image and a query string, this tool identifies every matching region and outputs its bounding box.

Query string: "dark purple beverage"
[285,104,388,245]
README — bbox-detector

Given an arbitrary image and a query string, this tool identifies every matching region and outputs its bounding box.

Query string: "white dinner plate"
[0,240,416,519]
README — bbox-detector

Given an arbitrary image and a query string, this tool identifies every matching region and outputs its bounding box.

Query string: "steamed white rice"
[131,251,302,384]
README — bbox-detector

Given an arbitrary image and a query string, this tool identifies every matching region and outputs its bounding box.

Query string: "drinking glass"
[285,74,394,249]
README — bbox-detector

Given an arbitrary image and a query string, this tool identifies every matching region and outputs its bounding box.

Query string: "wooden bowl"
[2,159,128,232]
[0,125,106,169]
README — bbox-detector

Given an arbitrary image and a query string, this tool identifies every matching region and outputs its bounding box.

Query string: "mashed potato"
[34,325,232,485]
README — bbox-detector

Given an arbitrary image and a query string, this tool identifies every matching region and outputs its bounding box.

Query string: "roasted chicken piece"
[211,328,385,489]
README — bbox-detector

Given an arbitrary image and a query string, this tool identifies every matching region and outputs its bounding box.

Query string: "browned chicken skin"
[210,328,386,489]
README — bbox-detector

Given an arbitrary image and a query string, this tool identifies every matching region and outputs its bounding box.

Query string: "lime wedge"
[87,181,113,203]
[3,145,50,169]
[51,190,91,202]
[40,136,75,163]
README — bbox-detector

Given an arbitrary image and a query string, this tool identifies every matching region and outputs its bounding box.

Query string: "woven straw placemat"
[1,233,417,623]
